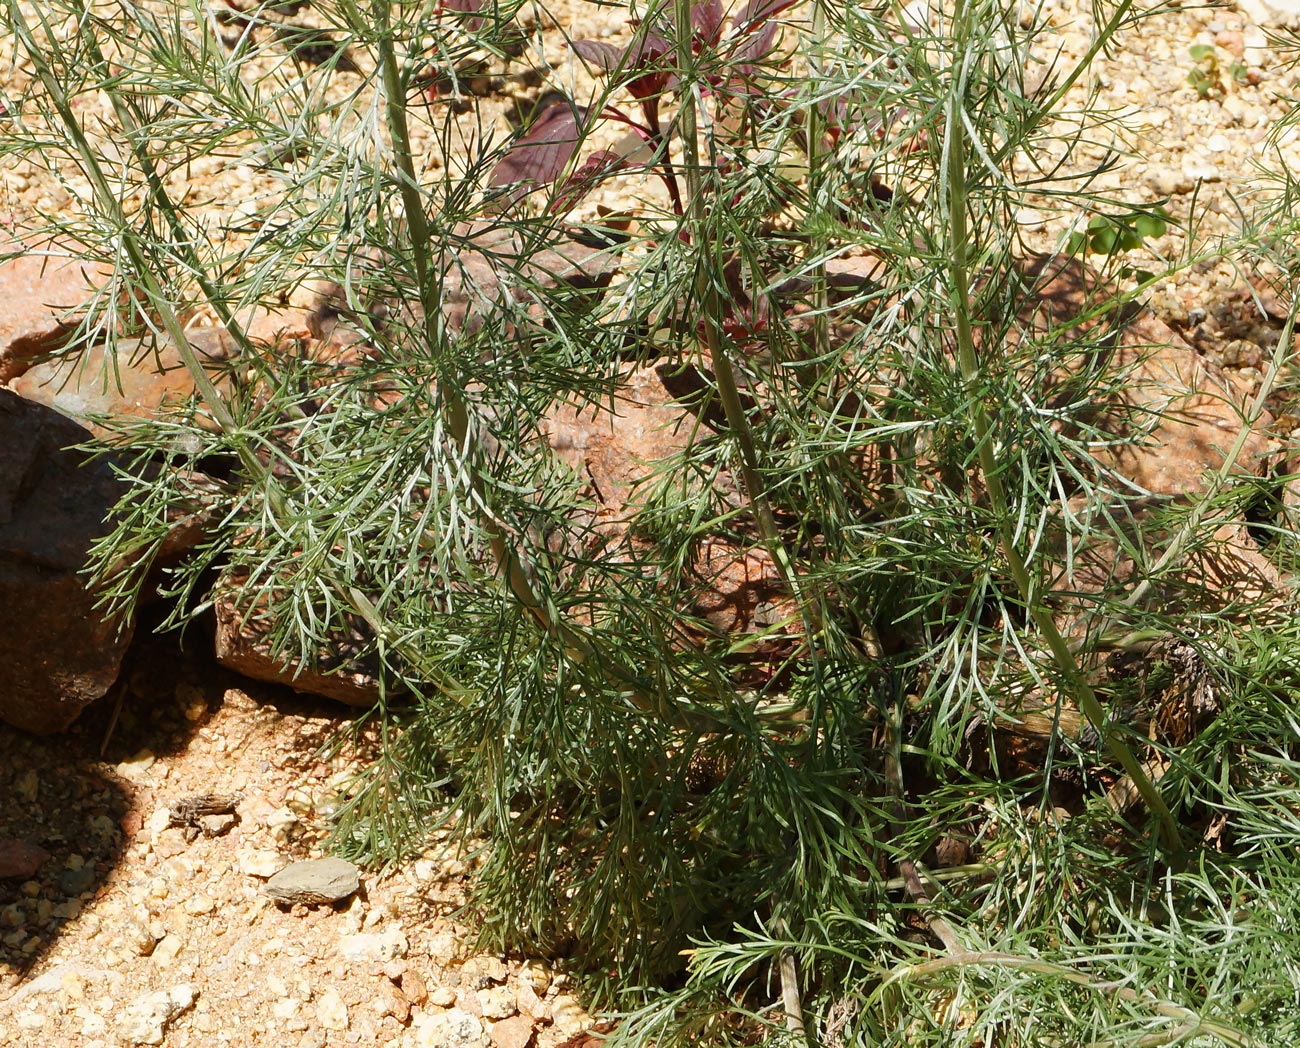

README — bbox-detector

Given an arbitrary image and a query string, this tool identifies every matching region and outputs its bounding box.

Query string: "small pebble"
[339,927,409,963]
[478,985,517,1020]
[59,865,97,897]
[115,750,157,781]
[238,848,285,878]
[184,894,216,916]
[316,987,349,1031]
[489,1015,535,1048]
[461,955,508,986]
[412,1007,486,1048]
[117,983,196,1046]
[125,919,161,957]
[0,839,50,880]
[1182,158,1221,182]
[402,969,430,1006]
[549,995,588,1038]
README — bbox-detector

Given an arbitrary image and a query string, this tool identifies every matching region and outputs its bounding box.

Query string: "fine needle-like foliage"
[3,0,1300,1044]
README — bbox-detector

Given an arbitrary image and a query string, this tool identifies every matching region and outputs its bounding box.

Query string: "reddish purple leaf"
[732,19,780,68]
[568,38,625,73]
[441,0,486,33]
[569,33,672,100]
[554,149,632,212]
[488,100,585,192]
[735,0,799,29]
[691,0,725,45]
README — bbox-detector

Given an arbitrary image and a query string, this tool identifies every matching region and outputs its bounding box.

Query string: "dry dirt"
[1,0,1299,1045]
[1,633,594,1048]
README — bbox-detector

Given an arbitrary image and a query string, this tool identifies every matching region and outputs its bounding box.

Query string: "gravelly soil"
[1,0,1298,1045]
[0,634,593,1047]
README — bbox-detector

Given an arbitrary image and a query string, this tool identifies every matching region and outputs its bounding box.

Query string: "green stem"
[367,0,591,655]
[672,0,818,635]
[942,0,1181,853]
[8,0,269,484]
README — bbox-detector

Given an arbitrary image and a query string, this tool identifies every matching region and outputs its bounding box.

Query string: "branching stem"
[941,0,1182,853]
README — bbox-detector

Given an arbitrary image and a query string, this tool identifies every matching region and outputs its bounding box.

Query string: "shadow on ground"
[0,622,349,994]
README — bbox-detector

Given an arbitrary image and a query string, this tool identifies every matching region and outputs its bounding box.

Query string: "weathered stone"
[412,1007,487,1048]
[0,389,133,734]
[12,330,237,437]
[1006,255,1286,625]
[212,587,385,707]
[489,1015,535,1048]
[339,927,410,963]
[0,236,112,382]
[0,838,50,880]
[316,986,349,1031]
[116,983,196,1046]
[542,366,693,525]
[477,986,517,1020]
[237,847,285,878]
[264,856,360,905]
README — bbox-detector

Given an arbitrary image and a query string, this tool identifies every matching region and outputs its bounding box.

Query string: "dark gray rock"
[0,389,134,734]
[264,857,361,905]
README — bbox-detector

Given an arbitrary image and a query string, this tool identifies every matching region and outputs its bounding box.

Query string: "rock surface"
[0,389,133,734]
[0,235,111,383]
[212,588,386,707]
[116,983,197,1046]
[264,856,361,905]
[1008,255,1287,628]
[11,329,237,436]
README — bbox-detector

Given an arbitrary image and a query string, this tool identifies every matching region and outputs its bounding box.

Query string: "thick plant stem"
[941,0,1182,853]
[368,2,718,733]
[671,0,815,629]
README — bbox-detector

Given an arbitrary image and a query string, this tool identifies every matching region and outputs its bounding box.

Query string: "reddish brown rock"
[0,235,113,382]
[0,838,51,879]
[489,1016,535,1048]
[1012,254,1273,497]
[12,308,312,437]
[1010,255,1286,623]
[542,366,694,525]
[0,389,133,733]
[212,587,383,707]
[12,329,238,436]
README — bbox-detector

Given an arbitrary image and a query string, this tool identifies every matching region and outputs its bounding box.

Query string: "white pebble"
[316,987,349,1031]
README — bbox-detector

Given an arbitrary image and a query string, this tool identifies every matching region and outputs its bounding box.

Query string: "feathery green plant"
[4,0,1300,1043]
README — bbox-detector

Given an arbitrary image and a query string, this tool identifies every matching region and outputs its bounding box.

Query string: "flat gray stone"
[264,857,360,906]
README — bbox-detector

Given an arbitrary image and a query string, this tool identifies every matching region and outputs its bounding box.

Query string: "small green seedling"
[1187,43,1225,100]
[1067,206,1170,283]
